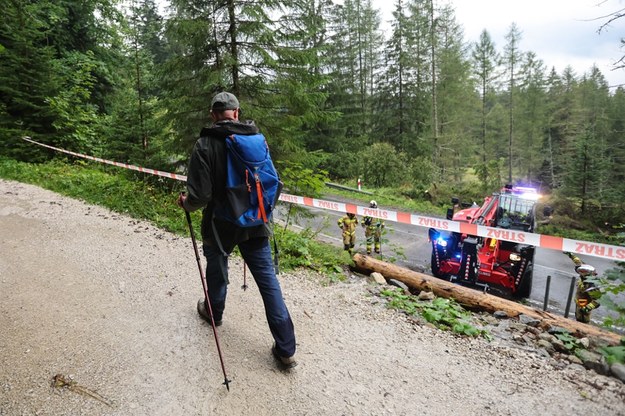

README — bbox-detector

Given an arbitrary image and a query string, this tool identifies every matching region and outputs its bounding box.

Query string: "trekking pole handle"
[177,191,186,209]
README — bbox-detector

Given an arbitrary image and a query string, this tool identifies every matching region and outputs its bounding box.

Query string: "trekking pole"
[184,209,231,391]
[270,218,280,275]
[241,263,248,291]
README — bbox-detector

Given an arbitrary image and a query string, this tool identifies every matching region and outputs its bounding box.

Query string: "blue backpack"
[214,133,282,227]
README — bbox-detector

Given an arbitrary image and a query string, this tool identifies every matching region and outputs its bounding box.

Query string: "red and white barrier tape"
[22,137,187,182]
[22,137,625,261]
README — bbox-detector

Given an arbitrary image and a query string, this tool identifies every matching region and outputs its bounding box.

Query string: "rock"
[388,279,409,291]
[493,310,508,319]
[508,322,527,332]
[579,337,590,349]
[546,326,569,335]
[538,332,556,343]
[407,315,427,326]
[370,272,386,285]
[480,315,499,325]
[417,291,435,301]
[552,338,568,353]
[525,326,541,336]
[518,314,540,327]
[567,355,583,365]
[536,348,551,358]
[576,350,610,375]
[568,363,586,372]
[553,360,567,370]
[536,339,555,354]
[610,362,625,383]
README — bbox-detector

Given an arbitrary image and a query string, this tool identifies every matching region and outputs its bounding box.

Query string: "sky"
[374,0,625,90]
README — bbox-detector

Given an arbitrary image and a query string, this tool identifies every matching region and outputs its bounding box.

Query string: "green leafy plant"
[554,331,584,352]
[278,161,328,232]
[598,344,625,365]
[380,288,490,338]
[274,226,347,282]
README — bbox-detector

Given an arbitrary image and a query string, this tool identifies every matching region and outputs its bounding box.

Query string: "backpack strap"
[255,173,268,223]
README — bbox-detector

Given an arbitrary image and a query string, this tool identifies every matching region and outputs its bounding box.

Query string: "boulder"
[610,362,625,383]
[576,350,610,375]
[370,272,387,285]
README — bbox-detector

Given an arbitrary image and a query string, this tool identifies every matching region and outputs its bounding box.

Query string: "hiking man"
[337,212,358,254]
[177,91,297,368]
[361,200,384,255]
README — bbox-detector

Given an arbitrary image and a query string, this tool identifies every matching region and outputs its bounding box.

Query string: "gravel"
[1,178,624,416]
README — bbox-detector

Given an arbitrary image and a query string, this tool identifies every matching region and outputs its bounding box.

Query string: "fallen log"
[353,253,622,345]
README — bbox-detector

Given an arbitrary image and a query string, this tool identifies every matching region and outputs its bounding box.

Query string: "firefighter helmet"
[369,200,377,208]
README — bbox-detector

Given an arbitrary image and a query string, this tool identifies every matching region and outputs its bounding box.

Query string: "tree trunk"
[227,0,239,96]
[352,254,621,345]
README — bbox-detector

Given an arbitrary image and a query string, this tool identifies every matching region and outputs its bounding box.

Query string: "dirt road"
[1,179,624,415]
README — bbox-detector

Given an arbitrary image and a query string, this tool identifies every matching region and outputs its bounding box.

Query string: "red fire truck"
[428,185,544,298]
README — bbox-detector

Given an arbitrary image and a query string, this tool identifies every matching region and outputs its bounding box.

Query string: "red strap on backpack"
[255,173,268,223]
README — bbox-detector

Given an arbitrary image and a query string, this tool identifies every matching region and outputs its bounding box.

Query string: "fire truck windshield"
[497,194,535,230]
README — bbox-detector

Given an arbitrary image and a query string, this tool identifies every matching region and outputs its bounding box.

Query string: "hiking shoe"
[197,298,222,327]
[272,344,297,369]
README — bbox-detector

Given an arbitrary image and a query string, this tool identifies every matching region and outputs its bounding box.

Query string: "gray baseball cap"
[211,91,239,111]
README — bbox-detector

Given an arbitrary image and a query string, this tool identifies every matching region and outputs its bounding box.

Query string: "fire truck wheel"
[512,264,533,299]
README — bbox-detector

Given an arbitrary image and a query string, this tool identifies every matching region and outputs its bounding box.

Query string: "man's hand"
[177,192,187,209]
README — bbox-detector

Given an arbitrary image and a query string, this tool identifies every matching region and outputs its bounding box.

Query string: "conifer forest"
[1,0,624,225]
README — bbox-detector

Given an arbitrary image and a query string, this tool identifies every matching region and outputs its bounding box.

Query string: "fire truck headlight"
[509,253,521,262]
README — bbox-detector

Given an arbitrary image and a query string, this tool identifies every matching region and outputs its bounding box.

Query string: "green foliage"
[555,331,585,353]
[358,143,410,188]
[0,157,190,235]
[538,194,625,245]
[279,160,329,230]
[324,185,446,217]
[408,157,436,189]
[322,150,361,181]
[598,344,625,365]
[380,288,490,338]
[473,159,504,193]
[280,161,327,198]
[47,51,100,152]
[274,226,346,283]
[0,1,59,157]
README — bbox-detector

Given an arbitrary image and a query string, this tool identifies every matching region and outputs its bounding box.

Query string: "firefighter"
[564,252,601,323]
[337,212,358,254]
[361,200,384,255]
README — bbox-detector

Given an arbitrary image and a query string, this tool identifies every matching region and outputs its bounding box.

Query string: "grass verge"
[0,157,346,278]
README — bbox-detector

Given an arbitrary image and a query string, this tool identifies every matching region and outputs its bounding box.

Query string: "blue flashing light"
[455,254,462,259]
[436,237,448,247]
[512,186,541,200]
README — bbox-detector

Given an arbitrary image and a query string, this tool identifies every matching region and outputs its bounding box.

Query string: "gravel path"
[1,178,624,416]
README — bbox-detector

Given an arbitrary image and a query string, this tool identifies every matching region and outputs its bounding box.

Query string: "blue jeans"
[203,237,296,357]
